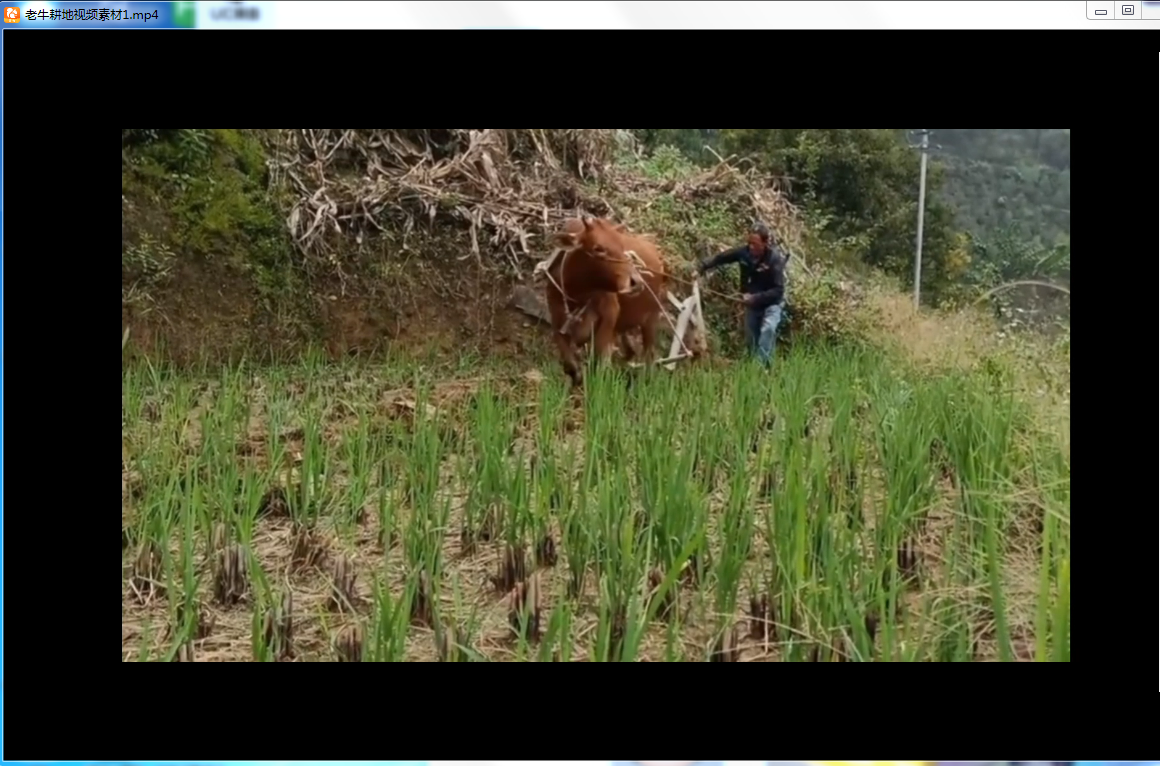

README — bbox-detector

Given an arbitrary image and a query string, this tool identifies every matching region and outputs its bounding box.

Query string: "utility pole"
[908,129,940,310]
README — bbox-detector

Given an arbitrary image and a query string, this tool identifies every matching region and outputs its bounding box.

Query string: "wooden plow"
[657,278,706,369]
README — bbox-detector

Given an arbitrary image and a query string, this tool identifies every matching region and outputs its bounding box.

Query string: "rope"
[578,246,696,358]
[664,268,747,304]
[633,262,692,358]
[536,247,587,336]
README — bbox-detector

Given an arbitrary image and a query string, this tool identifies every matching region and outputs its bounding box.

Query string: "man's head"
[555,216,643,295]
[747,221,772,257]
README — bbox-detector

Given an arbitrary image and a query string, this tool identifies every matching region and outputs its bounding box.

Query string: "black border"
[1,27,1153,111]
[1,21,1126,761]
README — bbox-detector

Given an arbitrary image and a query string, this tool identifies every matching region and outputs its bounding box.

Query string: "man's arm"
[699,245,744,274]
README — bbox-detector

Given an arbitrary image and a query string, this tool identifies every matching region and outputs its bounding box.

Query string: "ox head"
[554,216,644,296]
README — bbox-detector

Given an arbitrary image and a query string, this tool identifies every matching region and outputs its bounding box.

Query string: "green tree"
[967,225,1071,287]
[960,224,1070,327]
[719,129,961,299]
[632,129,720,165]
[928,129,1070,247]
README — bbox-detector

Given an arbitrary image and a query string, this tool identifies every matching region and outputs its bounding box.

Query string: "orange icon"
[4,7,20,22]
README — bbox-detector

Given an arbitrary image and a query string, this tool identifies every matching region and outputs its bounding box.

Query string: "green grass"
[122,343,1069,662]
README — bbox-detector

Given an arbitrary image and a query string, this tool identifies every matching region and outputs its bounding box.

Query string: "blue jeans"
[745,302,784,368]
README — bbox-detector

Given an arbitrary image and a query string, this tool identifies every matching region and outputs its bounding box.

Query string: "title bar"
[4,0,1160,29]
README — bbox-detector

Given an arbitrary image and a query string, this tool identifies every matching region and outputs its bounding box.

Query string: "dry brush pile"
[269,128,872,349]
[271,128,622,277]
[270,129,801,274]
[602,147,874,349]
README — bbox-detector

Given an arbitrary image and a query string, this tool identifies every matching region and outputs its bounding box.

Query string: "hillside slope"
[122,129,619,363]
[121,129,865,365]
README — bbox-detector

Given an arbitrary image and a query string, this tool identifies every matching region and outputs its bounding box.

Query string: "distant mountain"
[925,129,1070,245]
[631,128,1071,247]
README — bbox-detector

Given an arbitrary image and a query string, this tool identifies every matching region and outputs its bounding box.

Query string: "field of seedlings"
[121,345,1070,662]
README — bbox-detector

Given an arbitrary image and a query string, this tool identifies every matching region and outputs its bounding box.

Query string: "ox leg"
[639,317,659,366]
[547,290,584,386]
[555,333,583,387]
[618,332,637,362]
[591,294,621,366]
[571,308,599,350]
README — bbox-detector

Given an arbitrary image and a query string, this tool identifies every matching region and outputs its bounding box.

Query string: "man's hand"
[742,293,755,306]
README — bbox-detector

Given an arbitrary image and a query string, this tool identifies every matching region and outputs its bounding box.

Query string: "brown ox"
[543,216,684,385]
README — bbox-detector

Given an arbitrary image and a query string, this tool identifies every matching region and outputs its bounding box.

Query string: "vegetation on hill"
[122,127,1070,357]
[631,128,1071,329]
[934,128,1070,247]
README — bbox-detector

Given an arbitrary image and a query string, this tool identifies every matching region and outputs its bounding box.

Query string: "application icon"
[173,1,197,27]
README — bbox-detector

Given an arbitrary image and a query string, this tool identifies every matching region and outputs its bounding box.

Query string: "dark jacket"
[700,243,790,310]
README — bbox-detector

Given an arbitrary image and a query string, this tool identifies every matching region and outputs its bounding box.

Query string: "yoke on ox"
[534,216,706,385]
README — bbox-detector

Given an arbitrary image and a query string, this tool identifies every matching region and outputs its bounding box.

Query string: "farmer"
[698,221,791,368]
